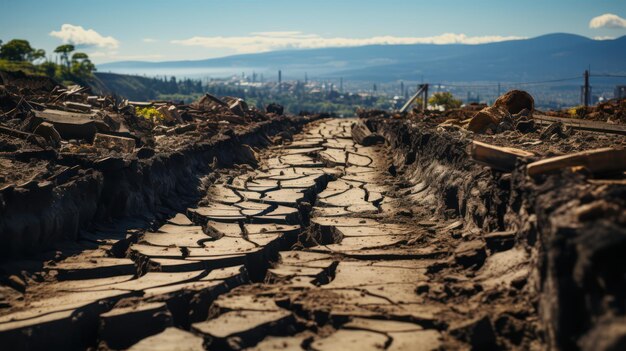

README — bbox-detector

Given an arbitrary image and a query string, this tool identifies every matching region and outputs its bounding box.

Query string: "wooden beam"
[527,147,626,177]
[399,84,426,113]
[469,140,535,172]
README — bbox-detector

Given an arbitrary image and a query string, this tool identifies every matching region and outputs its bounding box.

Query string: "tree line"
[0,39,95,81]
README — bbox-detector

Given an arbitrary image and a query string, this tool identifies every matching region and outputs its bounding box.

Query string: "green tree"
[0,39,34,61]
[70,52,95,77]
[54,44,75,71]
[39,61,57,77]
[428,92,462,110]
[29,48,46,62]
[71,52,89,62]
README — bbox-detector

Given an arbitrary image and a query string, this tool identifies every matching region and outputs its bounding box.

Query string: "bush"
[429,92,462,110]
[135,107,165,123]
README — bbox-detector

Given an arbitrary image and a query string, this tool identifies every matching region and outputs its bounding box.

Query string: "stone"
[33,122,61,146]
[454,240,487,268]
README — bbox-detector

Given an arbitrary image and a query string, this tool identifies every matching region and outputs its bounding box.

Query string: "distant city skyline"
[1,0,625,64]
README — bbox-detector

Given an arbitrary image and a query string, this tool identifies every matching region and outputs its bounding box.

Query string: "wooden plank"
[469,140,535,172]
[399,85,426,113]
[534,114,626,136]
[527,147,626,177]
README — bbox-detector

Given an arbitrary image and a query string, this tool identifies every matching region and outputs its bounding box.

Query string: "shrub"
[429,92,462,110]
[135,106,165,123]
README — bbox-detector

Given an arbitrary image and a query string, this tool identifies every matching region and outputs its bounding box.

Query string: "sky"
[1,0,626,64]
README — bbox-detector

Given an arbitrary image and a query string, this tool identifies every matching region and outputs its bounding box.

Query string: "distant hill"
[98,34,626,82]
[89,72,173,100]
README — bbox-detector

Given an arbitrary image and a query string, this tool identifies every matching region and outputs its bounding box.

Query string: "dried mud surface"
[0,117,624,350]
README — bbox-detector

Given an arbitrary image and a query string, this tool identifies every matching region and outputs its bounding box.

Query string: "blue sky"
[1,0,625,63]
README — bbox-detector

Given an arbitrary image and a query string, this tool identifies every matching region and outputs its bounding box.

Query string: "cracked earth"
[0,118,537,350]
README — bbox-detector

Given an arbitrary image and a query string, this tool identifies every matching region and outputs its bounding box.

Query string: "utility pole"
[278,70,282,93]
[497,82,501,97]
[583,69,590,107]
[304,72,308,84]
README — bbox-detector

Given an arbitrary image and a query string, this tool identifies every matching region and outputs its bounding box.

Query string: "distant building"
[615,85,626,99]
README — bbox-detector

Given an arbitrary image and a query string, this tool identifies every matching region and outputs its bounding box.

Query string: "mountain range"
[98,34,626,83]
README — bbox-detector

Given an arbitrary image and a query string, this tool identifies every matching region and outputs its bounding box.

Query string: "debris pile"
[0,75,287,188]
[546,97,626,124]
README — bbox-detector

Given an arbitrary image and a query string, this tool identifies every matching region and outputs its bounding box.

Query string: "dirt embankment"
[369,117,626,350]
[1,71,323,259]
[0,116,317,259]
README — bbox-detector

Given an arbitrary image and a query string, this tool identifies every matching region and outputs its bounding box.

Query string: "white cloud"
[589,13,626,29]
[171,32,525,53]
[50,24,119,49]
[89,51,163,60]
[143,38,158,43]
[594,36,615,40]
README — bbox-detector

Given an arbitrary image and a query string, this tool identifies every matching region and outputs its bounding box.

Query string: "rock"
[266,103,284,115]
[454,240,487,268]
[33,122,61,147]
[468,90,534,133]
